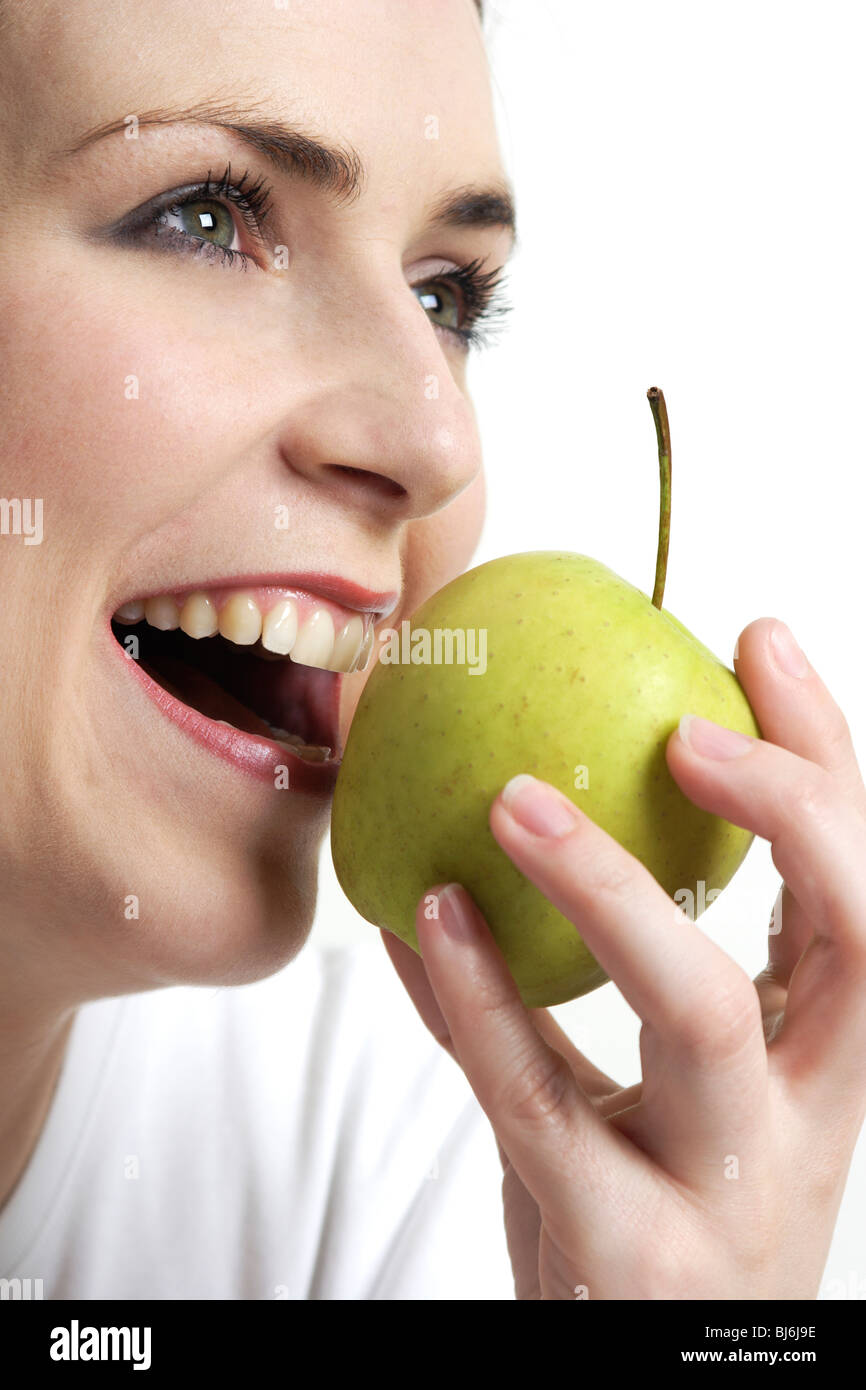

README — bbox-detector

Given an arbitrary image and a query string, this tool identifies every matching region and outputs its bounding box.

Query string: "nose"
[274,271,482,523]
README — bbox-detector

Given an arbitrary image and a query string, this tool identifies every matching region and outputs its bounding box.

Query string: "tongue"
[140,654,276,739]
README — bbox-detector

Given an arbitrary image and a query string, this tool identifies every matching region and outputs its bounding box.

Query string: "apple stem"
[647,387,671,610]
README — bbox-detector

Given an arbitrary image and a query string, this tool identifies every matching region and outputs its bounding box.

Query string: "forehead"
[2,0,502,192]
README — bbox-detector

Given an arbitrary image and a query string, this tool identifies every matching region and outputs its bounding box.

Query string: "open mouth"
[111,618,342,761]
[109,582,385,779]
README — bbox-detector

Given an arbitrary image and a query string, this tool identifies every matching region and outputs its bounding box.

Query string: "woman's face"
[0,0,514,1001]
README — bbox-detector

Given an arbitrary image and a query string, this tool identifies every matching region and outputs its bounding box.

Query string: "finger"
[733,617,866,810]
[667,712,866,956]
[752,881,811,1037]
[413,883,645,1229]
[381,924,625,1099]
[771,935,866,1108]
[730,620,866,1088]
[731,620,862,1000]
[501,1162,543,1300]
[666,705,866,1089]
[385,910,628,1227]
[490,779,763,1069]
[765,881,812,987]
[489,779,769,1183]
[598,1081,643,1118]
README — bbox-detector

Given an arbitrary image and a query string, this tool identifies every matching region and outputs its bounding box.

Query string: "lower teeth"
[215,719,331,761]
[277,741,332,762]
[267,725,331,760]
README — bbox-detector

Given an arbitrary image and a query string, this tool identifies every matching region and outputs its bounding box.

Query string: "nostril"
[326,464,407,500]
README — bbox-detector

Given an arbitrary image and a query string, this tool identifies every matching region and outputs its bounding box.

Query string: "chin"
[31,831,322,1001]
[137,837,323,991]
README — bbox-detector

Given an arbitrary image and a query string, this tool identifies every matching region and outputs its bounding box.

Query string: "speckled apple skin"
[331,552,761,1008]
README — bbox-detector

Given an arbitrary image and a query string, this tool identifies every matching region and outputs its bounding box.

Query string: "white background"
[312,0,866,1296]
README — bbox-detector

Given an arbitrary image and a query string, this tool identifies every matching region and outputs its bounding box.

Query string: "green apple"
[331,389,760,1008]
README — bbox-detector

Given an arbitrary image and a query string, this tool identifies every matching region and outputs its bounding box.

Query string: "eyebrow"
[58,101,518,247]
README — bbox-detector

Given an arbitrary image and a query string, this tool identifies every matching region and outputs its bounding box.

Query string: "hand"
[381,617,866,1299]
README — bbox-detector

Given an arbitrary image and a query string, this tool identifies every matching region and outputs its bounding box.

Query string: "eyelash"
[129,164,272,266]
[435,256,513,350]
[122,163,513,351]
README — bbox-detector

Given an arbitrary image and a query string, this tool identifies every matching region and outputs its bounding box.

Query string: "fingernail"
[438,883,478,942]
[770,621,809,679]
[678,712,754,760]
[501,774,582,837]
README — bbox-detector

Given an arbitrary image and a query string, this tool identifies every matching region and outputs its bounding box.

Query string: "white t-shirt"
[0,941,515,1299]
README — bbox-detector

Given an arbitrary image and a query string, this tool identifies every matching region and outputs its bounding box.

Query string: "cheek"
[338,469,486,736]
[0,249,265,539]
[400,469,486,615]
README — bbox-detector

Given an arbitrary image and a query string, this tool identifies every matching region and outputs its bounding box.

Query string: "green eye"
[415,281,460,332]
[170,199,236,247]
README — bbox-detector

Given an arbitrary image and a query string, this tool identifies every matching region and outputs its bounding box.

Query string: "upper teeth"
[114,591,373,674]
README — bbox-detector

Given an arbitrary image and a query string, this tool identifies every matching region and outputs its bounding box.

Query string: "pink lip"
[107,622,344,797]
